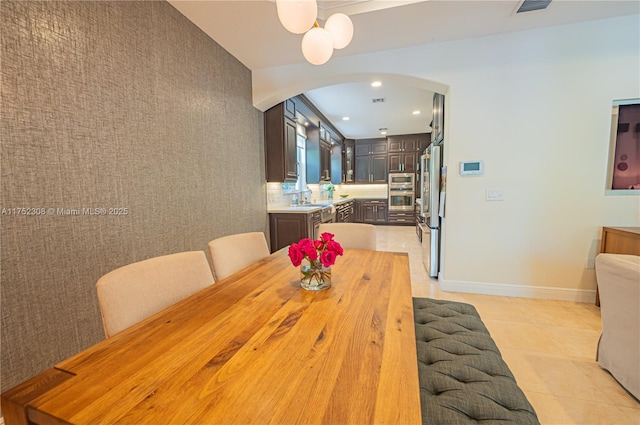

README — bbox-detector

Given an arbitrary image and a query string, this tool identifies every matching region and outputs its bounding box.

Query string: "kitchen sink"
[292,203,335,222]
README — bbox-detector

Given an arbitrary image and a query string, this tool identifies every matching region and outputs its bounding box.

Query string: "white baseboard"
[439,277,597,303]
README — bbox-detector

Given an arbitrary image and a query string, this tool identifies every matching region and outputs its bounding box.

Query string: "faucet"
[304,187,312,204]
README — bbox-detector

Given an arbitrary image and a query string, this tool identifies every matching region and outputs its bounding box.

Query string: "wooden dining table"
[2,248,421,425]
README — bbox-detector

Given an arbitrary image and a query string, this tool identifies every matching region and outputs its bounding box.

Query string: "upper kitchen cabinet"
[355,138,388,183]
[265,102,298,182]
[355,139,387,156]
[296,95,345,184]
[331,143,342,185]
[388,133,429,173]
[342,139,355,183]
[432,93,445,143]
[387,136,418,153]
[320,140,331,181]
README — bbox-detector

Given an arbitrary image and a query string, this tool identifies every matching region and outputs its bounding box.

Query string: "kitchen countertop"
[268,198,354,214]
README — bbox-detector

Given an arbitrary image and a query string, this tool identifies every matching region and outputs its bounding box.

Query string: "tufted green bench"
[413,298,540,425]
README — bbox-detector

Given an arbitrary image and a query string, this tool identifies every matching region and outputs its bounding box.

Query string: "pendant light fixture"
[276,0,317,34]
[301,24,334,65]
[275,0,354,66]
[324,13,354,50]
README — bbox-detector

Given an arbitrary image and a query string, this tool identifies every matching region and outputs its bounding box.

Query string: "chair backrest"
[96,251,214,338]
[207,232,270,280]
[318,223,377,250]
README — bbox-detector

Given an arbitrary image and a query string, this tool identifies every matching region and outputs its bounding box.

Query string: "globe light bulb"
[301,27,334,65]
[276,0,318,34]
[324,13,353,49]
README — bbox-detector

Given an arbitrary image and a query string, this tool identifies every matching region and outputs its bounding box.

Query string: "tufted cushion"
[413,298,540,425]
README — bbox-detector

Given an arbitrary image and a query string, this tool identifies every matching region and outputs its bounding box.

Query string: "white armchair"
[595,253,640,400]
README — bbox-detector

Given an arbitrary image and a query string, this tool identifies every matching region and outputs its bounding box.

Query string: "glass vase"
[300,261,332,290]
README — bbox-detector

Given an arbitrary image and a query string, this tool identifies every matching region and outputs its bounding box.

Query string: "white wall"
[253,15,640,301]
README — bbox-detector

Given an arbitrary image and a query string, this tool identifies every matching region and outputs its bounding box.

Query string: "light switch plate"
[486,189,504,201]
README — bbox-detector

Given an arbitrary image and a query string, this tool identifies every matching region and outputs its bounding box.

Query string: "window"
[282,125,307,194]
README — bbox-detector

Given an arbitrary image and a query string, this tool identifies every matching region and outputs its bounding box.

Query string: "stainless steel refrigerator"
[419,143,442,277]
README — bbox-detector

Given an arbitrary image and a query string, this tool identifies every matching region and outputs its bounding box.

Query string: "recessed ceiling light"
[342,116,350,121]
[412,110,421,115]
[371,81,382,88]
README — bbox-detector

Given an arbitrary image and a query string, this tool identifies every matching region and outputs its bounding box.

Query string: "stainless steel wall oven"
[388,173,415,211]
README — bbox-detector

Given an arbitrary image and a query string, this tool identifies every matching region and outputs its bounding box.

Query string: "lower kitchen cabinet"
[358,199,387,224]
[269,211,321,252]
[387,210,415,225]
[335,200,354,223]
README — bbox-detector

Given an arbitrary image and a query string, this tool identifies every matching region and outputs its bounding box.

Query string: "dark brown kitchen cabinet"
[355,139,387,156]
[320,123,330,143]
[335,200,354,223]
[320,140,331,181]
[343,139,355,183]
[388,134,427,173]
[355,139,388,183]
[330,143,342,185]
[388,151,418,173]
[361,199,387,224]
[387,137,418,153]
[356,155,387,183]
[269,211,321,252]
[387,211,415,225]
[284,98,296,120]
[265,102,298,182]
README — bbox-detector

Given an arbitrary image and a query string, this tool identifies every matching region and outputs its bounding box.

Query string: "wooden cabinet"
[355,139,388,183]
[356,155,387,183]
[596,227,640,305]
[284,98,296,120]
[387,211,415,225]
[359,199,387,224]
[342,139,355,183]
[355,200,363,222]
[387,137,418,153]
[355,139,387,156]
[388,134,427,173]
[331,143,342,185]
[269,211,321,252]
[265,102,298,182]
[388,151,418,173]
[320,140,331,181]
[335,200,354,223]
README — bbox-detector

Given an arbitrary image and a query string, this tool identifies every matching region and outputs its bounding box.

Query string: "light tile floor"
[376,225,640,425]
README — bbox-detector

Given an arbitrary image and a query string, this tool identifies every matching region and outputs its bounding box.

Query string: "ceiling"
[168,0,639,139]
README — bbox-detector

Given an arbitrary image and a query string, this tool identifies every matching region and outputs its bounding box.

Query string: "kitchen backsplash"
[266,182,388,208]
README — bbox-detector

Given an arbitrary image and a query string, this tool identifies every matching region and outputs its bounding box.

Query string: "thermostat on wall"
[459,160,484,176]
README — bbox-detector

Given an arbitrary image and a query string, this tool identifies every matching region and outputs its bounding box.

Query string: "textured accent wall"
[1,1,266,391]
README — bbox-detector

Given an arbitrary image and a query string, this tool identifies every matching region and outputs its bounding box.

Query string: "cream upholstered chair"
[207,232,270,280]
[317,223,377,250]
[96,251,214,338]
[595,253,640,400]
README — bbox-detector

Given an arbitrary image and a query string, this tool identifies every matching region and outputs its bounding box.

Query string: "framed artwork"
[606,98,640,194]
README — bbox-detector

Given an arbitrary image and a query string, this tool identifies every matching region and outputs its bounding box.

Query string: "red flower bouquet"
[288,232,343,290]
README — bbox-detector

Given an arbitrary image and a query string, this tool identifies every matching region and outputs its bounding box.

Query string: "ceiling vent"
[516,0,551,14]
[372,97,386,104]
